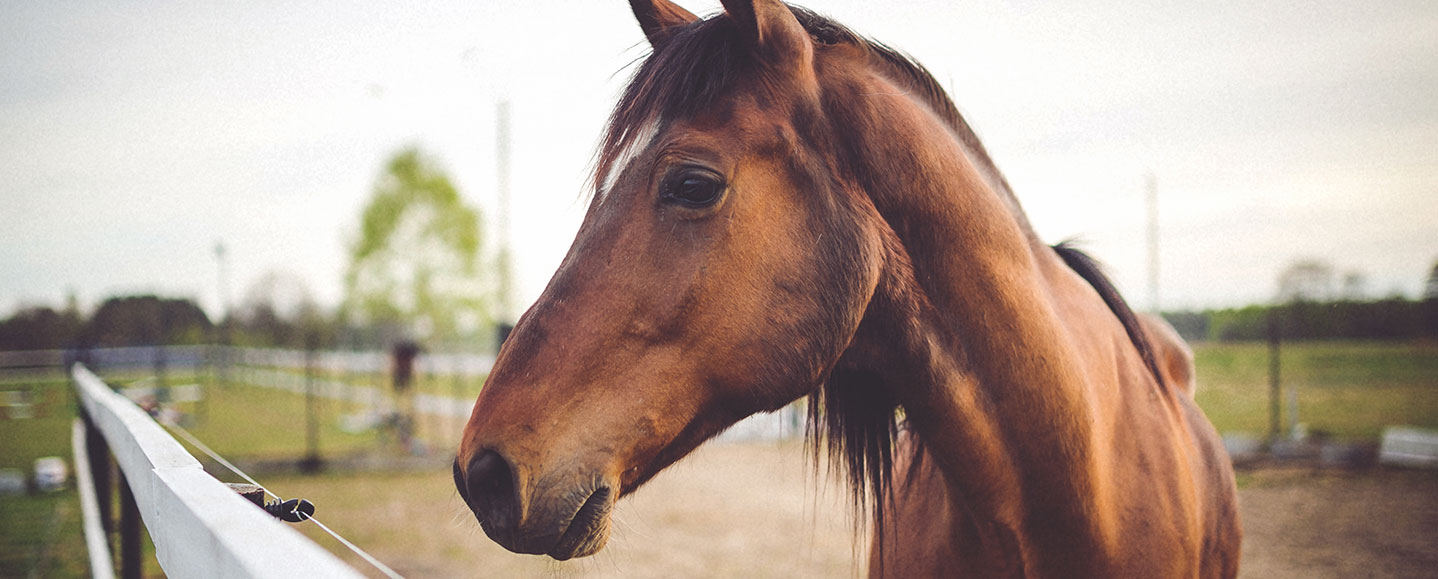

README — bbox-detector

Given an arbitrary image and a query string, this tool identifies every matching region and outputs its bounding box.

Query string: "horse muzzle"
[455,450,616,560]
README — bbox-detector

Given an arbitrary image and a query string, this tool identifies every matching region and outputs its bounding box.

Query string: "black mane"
[1052,243,1167,390]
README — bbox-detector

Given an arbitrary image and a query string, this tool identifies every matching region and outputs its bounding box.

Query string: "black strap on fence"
[163,421,405,579]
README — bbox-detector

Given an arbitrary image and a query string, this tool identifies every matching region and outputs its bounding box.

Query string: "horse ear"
[719,0,810,61]
[629,0,698,49]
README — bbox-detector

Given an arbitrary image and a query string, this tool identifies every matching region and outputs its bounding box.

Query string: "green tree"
[343,148,490,343]
[0,304,82,350]
[235,269,321,347]
[84,295,213,347]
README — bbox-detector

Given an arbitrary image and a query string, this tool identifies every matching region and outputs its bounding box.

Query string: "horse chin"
[472,482,615,560]
[547,486,615,560]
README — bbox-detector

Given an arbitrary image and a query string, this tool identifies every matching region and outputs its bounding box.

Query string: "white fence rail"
[0,345,809,445]
[230,347,495,376]
[19,345,802,445]
[236,365,475,418]
[72,363,364,578]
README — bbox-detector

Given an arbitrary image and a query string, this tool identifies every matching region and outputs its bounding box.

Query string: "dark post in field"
[300,332,323,473]
[155,307,171,406]
[1267,308,1283,445]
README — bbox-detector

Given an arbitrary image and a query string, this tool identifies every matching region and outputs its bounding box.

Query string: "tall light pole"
[214,240,231,389]
[495,100,515,350]
[215,241,231,322]
[1145,173,1160,314]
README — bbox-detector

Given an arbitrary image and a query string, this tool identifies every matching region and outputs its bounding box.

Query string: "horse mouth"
[548,486,614,560]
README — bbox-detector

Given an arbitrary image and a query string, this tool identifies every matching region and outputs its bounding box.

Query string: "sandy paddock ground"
[279,441,1437,578]
[1236,467,1438,578]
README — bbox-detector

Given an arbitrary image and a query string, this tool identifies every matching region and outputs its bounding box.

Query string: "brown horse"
[455,1,1241,576]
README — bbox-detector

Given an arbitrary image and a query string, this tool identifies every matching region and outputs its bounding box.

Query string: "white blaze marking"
[598,119,661,202]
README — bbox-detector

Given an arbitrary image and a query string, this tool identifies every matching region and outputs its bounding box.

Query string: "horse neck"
[832,71,1132,570]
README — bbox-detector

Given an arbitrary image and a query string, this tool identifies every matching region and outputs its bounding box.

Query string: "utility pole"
[215,241,231,326]
[1145,173,1160,314]
[495,100,516,349]
[215,241,231,390]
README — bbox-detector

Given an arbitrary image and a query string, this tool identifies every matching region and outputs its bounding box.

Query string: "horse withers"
[455,1,1241,576]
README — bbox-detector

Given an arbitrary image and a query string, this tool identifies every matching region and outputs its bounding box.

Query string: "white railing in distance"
[71,363,364,579]
[1379,426,1438,468]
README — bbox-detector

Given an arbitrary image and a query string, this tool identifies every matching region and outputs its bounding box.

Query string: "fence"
[0,345,497,376]
[9,345,804,445]
[70,362,364,578]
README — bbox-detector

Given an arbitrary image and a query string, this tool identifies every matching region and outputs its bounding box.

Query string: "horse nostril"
[466,450,519,531]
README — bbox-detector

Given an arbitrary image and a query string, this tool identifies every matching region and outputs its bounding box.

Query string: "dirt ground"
[276,441,1438,578]
[1237,467,1438,579]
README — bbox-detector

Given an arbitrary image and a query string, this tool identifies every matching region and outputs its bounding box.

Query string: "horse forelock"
[592,14,744,199]
[594,5,1021,209]
[596,118,660,201]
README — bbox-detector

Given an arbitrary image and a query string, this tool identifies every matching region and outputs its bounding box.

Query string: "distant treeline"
[0,295,212,351]
[0,294,345,352]
[1163,297,1438,342]
[4,294,1437,352]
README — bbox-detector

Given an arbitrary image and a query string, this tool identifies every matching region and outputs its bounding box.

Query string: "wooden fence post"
[300,338,322,473]
[1267,309,1282,445]
[118,470,142,579]
[81,399,114,543]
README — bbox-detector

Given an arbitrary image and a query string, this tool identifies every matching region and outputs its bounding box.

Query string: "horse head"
[455,0,892,559]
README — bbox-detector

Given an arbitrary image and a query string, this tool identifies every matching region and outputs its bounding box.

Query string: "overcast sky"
[2,0,1435,322]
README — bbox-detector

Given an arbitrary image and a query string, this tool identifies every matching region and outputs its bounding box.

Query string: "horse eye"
[662,172,724,208]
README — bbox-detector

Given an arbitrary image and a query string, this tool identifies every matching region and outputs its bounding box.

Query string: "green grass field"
[0,373,91,578]
[1,341,1434,576]
[1192,341,1438,439]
